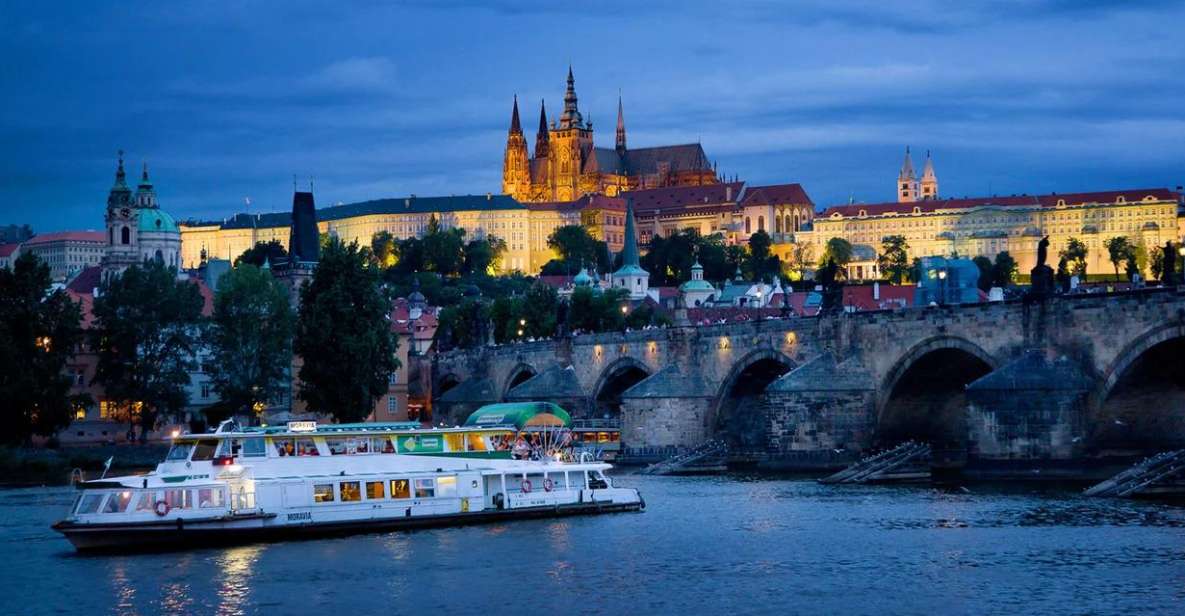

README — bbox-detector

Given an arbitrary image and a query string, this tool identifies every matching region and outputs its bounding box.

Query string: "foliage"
[1150,241,1178,282]
[422,216,466,276]
[819,237,854,279]
[1059,237,1088,278]
[972,256,993,293]
[371,231,399,268]
[907,257,924,284]
[1104,236,1134,281]
[1056,257,1071,291]
[544,225,611,275]
[568,287,629,334]
[436,298,490,350]
[815,258,843,314]
[0,253,87,444]
[294,239,399,422]
[488,282,560,343]
[783,242,815,282]
[877,235,910,285]
[991,251,1019,288]
[93,260,204,440]
[746,230,781,281]
[235,240,288,268]
[203,264,295,423]
[464,236,508,276]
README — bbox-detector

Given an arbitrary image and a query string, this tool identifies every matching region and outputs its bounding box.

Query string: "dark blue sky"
[2,1,1183,232]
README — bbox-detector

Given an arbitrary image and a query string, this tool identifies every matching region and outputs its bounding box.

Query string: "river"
[3,474,1183,615]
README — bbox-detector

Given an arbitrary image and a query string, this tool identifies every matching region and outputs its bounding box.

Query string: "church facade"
[101,152,182,279]
[502,68,718,203]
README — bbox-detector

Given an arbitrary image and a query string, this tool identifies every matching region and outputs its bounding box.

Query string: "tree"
[877,235,910,284]
[371,231,399,268]
[463,236,507,276]
[746,230,781,281]
[0,253,87,444]
[93,261,204,440]
[991,251,1018,288]
[819,238,853,280]
[1059,237,1088,278]
[1105,236,1133,281]
[294,239,399,422]
[816,258,843,314]
[204,264,295,424]
[436,298,490,350]
[545,225,611,275]
[568,287,628,333]
[235,240,288,268]
[422,217,466,276]
[972,256,993,293]
[783,241,815,282]
[1056,257,1071,291]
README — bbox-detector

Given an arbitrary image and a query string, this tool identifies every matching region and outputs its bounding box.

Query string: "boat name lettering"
[287,421,318,432]
[474,414,505,425]
[287,512,312,522]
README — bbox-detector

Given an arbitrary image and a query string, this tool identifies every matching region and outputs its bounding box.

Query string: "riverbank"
[0,445,166,486]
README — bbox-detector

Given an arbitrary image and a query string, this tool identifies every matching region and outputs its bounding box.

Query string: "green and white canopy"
[463,402,572,429]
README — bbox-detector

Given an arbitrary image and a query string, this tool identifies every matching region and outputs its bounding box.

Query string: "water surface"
[3,475,1183,615]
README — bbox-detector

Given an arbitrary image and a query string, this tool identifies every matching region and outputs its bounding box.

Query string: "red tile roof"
[626,182,744,212]
[23,231,105,245]
[190,277,215,317]
[740,183,814,207]
[0,243,18,257]
[65,290,96,329]
[66,266,103,294]
[527,194,627,212]
[822,188,1179,218]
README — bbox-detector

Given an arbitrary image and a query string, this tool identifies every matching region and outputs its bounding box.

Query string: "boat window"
[135,492,160,512]
[166,442,194,461]
[102,490,134,513]
[414,478,435,498]
[366,481,385,499]
[241,438,266,457]
[76,492,104,514]
[296,439,319,456]
[313,484,334,503]
[163,489,192,509]
[191,440,219,461]
[437,476,457,498]
[274,439,296,457]
[444,433,465,452]
[465,433,489,452]
[340,481,361,502]
[352,437,371,454]
[216,439,240,457]
[197,488,225,508]
[390,479,411,499]
[326,438,350,455]
[487,433,514,452]
[374,436,396,454]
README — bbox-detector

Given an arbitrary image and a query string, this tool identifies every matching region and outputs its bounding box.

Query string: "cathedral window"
[120,226,130,245]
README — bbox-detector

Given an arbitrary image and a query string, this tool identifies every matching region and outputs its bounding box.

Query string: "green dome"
[573,268,593,286]
[679,279,716,292]
[138,208,179,233]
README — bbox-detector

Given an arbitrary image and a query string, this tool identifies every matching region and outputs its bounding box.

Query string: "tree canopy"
[820,238,854,279]
[93,260,205,440]
[1059,237,1088,278]
[1104,236,1135,281]
[204,263,295,424]
[0,252,87,444]
[877,235,910,284]
[294,239,399,422]
[235,240,288,268]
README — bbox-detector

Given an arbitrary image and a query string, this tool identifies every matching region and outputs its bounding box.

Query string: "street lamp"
[937,268,948,306]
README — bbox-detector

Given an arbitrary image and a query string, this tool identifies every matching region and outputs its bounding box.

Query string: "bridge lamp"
[621,305,629,314]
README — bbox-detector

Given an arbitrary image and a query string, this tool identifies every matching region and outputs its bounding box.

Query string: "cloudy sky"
[2,0,1183,232]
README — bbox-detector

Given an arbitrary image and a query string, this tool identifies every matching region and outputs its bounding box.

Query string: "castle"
[502,68,718,203]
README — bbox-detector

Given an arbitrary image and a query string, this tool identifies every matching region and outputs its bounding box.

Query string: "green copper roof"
[463,402,572,429]
[679,279,715,292]
[614,197,643,276]
[614,264,649,277]
[138,208,179,233]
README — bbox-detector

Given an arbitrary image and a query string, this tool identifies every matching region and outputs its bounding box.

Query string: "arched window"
[745,217,751,233]
[154,249,163,262]
[775,216,782,234]
[758,216,765,232]
[120,226,130,245]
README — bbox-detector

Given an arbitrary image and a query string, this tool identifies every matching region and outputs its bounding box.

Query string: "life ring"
[543,478,554,492]
[521,479,532,493]
[153,500,170,517]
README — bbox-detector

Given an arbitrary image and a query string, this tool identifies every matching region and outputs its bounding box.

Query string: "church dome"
[573,267,593,286]
[138,208,179,233]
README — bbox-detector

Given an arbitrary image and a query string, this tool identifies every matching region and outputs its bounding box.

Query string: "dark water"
[3,475,1184,615]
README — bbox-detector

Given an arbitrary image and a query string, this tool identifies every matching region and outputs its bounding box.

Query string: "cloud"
[305,56,398,93]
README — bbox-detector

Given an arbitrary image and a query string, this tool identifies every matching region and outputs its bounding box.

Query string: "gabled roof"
[0,243,19,257]
[505,365,586,400]
[23,231,105,245]
[623,143,711,175]
[741,183,814,207]
[65,266,103,294]
[437,378,499,404]
[621,366,713,398]
[768,352,874,392]
[626,182,744,212]
[822,188,1179,218]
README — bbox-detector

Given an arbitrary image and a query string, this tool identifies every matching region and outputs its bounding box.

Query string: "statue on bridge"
[1029,235,1055,298]
[1163,241,1177,286]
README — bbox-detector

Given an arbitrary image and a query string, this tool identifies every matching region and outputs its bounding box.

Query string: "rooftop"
[822,188,1180,218]
[23,231,105,245]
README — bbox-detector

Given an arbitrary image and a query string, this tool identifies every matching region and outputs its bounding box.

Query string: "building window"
[388,397,397,412]
[121,226,130,244]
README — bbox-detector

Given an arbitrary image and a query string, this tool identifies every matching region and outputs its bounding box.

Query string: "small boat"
[52,402,643,551]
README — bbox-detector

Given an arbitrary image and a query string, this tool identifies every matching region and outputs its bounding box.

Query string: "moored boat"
[52,402,643,551]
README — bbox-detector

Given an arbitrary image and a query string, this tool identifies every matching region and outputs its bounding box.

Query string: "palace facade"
[502,68,717,203]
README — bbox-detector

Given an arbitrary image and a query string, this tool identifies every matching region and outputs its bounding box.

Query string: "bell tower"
[897,146,920,203]
[920,150,938,200]
[501,96,531,201]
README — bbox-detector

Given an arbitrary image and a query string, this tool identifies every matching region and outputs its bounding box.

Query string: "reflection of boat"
[569,419,622,461]
[52,402,643,551]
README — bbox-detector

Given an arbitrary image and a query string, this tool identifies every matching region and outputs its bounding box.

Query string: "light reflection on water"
[4,477,1185,616]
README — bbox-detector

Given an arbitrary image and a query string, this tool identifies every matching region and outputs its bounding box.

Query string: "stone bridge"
[433,289,1185,469]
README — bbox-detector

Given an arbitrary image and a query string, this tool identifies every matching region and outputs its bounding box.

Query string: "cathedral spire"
[535,99,550,158]
[508,95,522,135]
[113,150,128,189]
[107,150,132,211]
[616,95,627,154]
[559,65,583,129]
[899,146,915,180]
[135,161,157,208]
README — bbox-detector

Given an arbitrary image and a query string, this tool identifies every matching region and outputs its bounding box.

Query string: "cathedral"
[896,146,938,203]
[502,68,718,203]
[101,152,182,279]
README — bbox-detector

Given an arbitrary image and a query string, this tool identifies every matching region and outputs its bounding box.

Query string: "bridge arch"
[592,357,652,419]
[501,363,538,399]
[708,348,796,452]
[876,335,997,449]
[436,373,462,397]
[1095,322,1185,452]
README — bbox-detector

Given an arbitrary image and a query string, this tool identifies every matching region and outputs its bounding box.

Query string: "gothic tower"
[615,95,627,156]
[534,99,550,159]
[920,150,938,200]
[501,95,530,201]
[897,146,920,203]
[548,66,594,201]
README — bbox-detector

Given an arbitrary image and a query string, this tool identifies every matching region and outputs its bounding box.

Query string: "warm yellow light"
[621,305,628,314]
[170,429,181,439]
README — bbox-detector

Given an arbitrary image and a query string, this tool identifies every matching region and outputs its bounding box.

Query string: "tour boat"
[52,402,643,551]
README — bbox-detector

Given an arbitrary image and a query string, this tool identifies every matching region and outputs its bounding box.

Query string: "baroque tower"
[897,146,920,203]
[920,150,938,200]
[501,95,530,200]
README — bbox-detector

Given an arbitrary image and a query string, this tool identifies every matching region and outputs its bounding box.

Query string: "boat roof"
[172,422,515,440]
[464,402,572,429]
